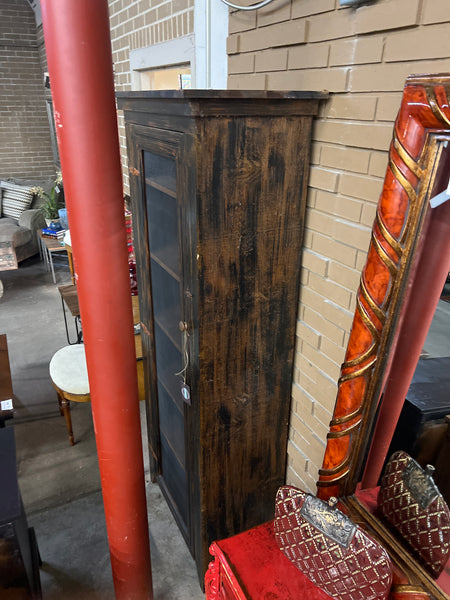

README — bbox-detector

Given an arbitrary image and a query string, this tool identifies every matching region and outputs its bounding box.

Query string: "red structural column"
[40,2,153,598]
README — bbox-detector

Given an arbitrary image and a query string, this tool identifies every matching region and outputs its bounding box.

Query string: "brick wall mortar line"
[417,0,426,25]
[108,0,141,20]
[0,42,38,49]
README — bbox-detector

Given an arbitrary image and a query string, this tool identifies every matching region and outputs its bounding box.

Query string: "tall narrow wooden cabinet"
[117,90,324,582]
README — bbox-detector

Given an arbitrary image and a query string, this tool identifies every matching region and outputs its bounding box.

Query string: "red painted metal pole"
[40,2,153,598]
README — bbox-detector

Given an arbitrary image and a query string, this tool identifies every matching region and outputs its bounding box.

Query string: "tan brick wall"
[108,0,194,190]
[0,0,55,180]
[227,0,450,492]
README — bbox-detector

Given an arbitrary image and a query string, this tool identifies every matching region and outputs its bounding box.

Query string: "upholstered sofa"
[0,179,51,271]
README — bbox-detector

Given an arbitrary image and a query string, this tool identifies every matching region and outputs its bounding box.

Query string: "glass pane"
[158,384,185,468]
[154,323,182,402]
[144,152,176,195]
[139,65,191,91]
[160,435,188,525]
[146,189,180,278]
[150,259,181,349]
[144,148,188,529]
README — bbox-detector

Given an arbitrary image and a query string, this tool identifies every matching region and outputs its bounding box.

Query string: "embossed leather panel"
[274,486,392,600]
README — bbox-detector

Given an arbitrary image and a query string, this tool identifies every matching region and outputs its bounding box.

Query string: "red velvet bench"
[204,517,439,599]
[205,520,330,600]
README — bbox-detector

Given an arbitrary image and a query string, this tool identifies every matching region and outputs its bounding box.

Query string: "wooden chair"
[58,283,82,344]
[50,296,144,445]
[49,344,90,446]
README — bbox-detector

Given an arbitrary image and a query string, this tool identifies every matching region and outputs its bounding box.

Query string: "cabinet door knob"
[179,321,188,332]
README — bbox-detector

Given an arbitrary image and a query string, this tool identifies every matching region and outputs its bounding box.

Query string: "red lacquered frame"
[318,73,450,600]
[318,74,450,499]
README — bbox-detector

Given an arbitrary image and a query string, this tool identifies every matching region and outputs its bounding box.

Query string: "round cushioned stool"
[49,344,90,446]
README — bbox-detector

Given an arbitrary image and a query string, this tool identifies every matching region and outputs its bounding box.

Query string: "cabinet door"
[129,126,191,544]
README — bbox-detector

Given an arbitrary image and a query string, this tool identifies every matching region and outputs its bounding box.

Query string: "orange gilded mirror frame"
[317,73,450,501]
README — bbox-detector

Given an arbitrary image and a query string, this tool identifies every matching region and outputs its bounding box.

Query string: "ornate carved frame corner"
[204,548,220,600]
[317,73,450,501]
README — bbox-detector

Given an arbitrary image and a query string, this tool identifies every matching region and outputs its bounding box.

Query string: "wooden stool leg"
[56,389,64,416]
[60,395,74,446]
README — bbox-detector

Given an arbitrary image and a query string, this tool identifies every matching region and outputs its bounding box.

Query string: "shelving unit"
[117,90,325,583]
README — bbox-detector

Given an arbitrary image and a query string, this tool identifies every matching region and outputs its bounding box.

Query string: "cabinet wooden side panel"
[196,114,313,573]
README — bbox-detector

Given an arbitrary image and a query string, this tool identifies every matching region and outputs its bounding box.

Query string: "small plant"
[31,171,65,221]
[40,186,62,220]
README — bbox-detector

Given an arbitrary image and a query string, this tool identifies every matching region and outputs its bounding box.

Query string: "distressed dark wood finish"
[196,115,314,575]
[118,91,324,583]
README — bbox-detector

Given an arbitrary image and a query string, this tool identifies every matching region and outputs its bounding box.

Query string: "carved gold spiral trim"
[425,86,450,128]
[376,211,403,260]
[357,293,380,340]
[393,135,423,179]
[339,356,377,385]
[371,230,398,279]
[327,419,362,438]
[339,296,379,382]
[318,468,350,484]
[372,233,398,310]
[318,456,351,477]
[392,584,431,595]
[389,158,417,204]
[360,271,386,325]
[342,341,377,370]
[330,405,363,426]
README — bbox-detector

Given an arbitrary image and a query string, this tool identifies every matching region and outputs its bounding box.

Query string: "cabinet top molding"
[117,90,328,119]
[116,89,328,101]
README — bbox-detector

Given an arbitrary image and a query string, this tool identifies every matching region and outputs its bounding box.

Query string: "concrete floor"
[0,253,448,599]
[0,255,204,599]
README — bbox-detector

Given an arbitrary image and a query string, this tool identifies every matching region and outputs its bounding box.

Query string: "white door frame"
[129,0,228,90]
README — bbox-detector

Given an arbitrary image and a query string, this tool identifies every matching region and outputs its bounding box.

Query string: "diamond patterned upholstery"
[274,486,392,600]
[378,451,450,578]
